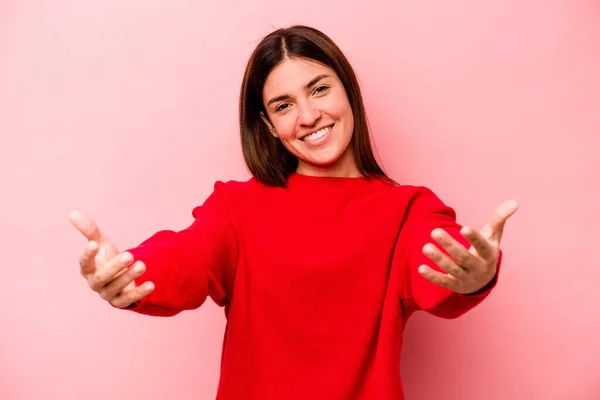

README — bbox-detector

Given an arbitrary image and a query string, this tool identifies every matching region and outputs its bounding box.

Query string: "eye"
[314,85,329,94]
[275,103,291,113]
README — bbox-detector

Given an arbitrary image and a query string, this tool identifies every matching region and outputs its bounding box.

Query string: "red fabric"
[125,173,500,399]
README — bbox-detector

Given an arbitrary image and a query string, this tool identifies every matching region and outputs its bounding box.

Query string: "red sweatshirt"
[125,173,500,399]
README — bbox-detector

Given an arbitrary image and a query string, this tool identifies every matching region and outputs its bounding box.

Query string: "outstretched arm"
[398,187,519,319]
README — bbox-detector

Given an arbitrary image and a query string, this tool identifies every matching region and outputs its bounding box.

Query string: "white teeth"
[303,125,333,142]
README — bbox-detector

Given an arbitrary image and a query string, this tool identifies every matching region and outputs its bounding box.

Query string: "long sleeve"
[397,187,500,319]
[122,183,239,317]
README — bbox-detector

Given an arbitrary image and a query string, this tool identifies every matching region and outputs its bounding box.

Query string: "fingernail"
[431,229,444,240]
[121,253,132,263]
[423,244,435,255]
[146,282,155,291]
[133,262,145,273]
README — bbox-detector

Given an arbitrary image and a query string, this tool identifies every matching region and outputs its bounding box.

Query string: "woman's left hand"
[418,199,520,294]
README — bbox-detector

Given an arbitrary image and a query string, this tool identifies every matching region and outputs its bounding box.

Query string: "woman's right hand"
[69,211,155,308]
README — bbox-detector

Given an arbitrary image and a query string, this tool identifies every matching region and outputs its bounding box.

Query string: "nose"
[297,100,321,127]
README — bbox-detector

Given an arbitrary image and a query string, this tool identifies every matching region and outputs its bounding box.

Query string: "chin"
[298,150,353,173]
[301,150,344,166]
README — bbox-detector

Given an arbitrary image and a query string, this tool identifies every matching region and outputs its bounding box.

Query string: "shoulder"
[190,177,264,219]
[213,176,271,197]
[383,182,440,202]
[375,182,455,220]
[393,184,456,220]
[207,176,278,211]
[396,184,442,202]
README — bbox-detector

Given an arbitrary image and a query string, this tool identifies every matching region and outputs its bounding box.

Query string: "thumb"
[489,199,520,244]
[480,223,493,240]
[68,210,107,243]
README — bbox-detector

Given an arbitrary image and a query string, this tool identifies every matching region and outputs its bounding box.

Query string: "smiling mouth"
[300,124,334,142]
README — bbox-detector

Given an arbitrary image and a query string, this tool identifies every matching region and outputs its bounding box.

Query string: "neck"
[296,149,360,178]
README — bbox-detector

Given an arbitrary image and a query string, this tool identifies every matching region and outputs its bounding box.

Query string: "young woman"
[69,25,518,400]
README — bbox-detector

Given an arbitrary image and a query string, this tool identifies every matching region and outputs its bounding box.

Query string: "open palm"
[69,210,154,308]
[419,199,520,294]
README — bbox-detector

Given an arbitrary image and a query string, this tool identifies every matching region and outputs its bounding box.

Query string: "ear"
[260,111,278,138]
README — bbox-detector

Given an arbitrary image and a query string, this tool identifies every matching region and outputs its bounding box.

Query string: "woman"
[69,25,518,399]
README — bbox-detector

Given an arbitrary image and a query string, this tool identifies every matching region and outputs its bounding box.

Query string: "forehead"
[263,58,337,97]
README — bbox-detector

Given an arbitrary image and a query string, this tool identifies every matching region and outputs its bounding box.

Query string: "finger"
[68,210,106,243]
[461,226,495,260]
[489,199,520,243]
[88,252,134,291]
[430,228,478,270]
[79,240,99,275]
[418,265,457,291]
[111,281,155,309]
[98,261,146,301]
[422,243,466,278]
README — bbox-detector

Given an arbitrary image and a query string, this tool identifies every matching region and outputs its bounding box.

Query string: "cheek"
[272,117,297,140]
[346,109,354,128]
[334,105,354,135]
[341,100,354,128]
[328,93,353,121]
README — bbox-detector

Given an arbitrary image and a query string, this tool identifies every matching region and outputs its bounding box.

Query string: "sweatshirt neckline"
[285,172,392,194]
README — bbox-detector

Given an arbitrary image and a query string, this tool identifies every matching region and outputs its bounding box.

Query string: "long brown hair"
[239,25,393,187]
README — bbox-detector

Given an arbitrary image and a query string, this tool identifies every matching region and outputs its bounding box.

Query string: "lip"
[300,124,335,146]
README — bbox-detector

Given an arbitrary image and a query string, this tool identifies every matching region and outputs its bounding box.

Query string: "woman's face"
[261,57,358,177]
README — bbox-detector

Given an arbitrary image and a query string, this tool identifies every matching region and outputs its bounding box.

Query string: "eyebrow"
[266,74,331,107]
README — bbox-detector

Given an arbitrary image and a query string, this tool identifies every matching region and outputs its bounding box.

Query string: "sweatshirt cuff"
[463,271,498,297]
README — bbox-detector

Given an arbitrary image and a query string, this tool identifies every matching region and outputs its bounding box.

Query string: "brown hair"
[239,25,393,187]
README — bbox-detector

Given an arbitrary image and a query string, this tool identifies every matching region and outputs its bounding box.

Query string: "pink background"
[1,1,599,399]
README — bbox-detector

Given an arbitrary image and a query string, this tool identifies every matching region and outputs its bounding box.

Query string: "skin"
[69,57,519,307]
[419,199,520,294]
[260,57,359,178]
[69,210,154,308]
